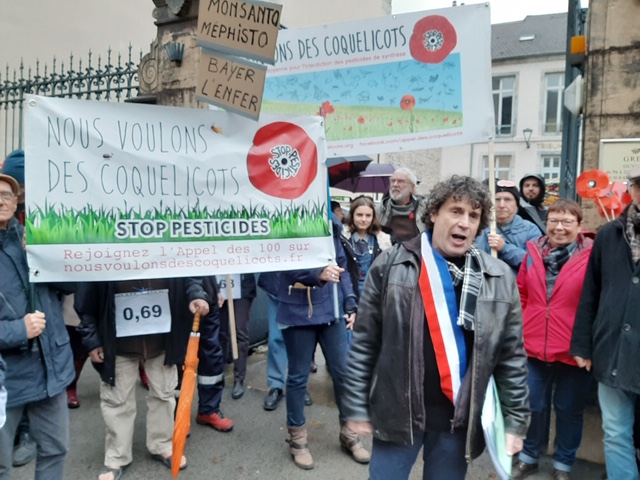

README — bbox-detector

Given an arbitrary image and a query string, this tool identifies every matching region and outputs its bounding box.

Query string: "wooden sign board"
[197,0,282,65]
[196,49,267,120]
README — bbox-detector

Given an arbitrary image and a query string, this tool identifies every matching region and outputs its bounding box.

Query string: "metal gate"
[0,46,141,159]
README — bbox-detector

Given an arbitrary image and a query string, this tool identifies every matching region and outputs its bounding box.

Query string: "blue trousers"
[266,294,287,391]
[0,392,69,480]
[282,319,348,427]
[598,383,639,480]
[369,428,467,480]
[519,358,592,472]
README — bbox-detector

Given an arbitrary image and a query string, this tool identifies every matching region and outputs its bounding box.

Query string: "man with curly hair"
[343,175,530,480]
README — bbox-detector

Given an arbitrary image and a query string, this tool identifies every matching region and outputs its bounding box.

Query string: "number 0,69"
[122,305,163,322]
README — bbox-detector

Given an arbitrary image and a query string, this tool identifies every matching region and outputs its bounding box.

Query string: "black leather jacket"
[343,235,530,461]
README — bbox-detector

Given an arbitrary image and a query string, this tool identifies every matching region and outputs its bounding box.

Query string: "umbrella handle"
[226,274,239,360]
[192,308,201,333]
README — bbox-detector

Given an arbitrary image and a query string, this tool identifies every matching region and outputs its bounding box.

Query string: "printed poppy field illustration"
[262,55,463,141]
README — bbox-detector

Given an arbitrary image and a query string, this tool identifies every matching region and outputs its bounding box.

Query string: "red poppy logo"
[410,15,457,64]
[247,122,318,200]
[357,115,365,125]
[408,211,415,220]
[400,95,416,111]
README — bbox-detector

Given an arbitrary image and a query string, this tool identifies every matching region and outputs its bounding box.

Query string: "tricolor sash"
[419,232,468,405]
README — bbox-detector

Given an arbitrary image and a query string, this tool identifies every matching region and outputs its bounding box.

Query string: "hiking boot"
[263,388,283,411]
[304,390,313,406]
[287,425,313,470]
[339,424,370,464]
[12,432,36,467]
[196,411,234,432]
[231,381,244,400]
[512,461,539,479]
[67,387,80,408]
[553,469,571,480]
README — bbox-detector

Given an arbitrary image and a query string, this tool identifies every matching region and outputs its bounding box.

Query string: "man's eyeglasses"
[0,191,15,201]
[547,218,577,227]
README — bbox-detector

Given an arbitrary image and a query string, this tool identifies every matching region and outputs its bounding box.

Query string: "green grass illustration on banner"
[26,200,330,245]
[261,102,462,141]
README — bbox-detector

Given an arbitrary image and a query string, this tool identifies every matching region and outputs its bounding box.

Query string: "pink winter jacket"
[517,233,594,366]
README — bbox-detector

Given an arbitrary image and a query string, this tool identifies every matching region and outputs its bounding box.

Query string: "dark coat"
[0,217,76,407]
[343,234,530,460]
[277,225,357,327]
[570,207,640,393]
[75,278,207,386]
[518,174,548,234]
[340,233,382,299]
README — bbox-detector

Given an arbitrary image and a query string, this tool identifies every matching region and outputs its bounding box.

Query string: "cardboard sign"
[196,50,267,119]
[197,0,282,65]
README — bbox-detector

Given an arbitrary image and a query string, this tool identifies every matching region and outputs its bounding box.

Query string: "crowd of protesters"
[2,151,640,480]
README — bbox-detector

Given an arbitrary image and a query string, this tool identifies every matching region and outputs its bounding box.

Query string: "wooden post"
[225,274,239,360]
[488,138,498,258]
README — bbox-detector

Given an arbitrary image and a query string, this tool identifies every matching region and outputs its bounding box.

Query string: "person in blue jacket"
[475,179,541,274]
[0,172,76,480]
[278,216,370,470]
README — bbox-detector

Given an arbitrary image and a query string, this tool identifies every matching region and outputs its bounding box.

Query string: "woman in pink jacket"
[513,199,594,480]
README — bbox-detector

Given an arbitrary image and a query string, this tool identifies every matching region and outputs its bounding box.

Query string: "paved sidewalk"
[10,348,606,479]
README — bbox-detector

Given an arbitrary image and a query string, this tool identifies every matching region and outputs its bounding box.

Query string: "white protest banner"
[24,95,334,282]
[197,0,282,64]
[196,49,267,120]
[262,4,494,157]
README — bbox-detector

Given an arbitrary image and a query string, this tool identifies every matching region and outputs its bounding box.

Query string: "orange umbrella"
[172,308,201,477]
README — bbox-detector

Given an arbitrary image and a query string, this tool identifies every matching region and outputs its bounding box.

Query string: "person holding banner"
[75,278,209,480]
[0,172,77,480]
[277,215,369,470]
[193,276,234,433]
[217,273,256,400]
[342,175,530,480]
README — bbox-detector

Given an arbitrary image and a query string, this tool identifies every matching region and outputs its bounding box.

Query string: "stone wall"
[582,0,640,226]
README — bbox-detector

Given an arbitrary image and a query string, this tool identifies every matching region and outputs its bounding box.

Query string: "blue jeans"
[266,294,287,391]
[282,319,348,427]
[519,358,592,472]
[0,392,69,480]
[598,383,639,480]
[370,428,467,480]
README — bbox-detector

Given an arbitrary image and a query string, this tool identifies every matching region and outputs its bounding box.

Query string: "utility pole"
[559,0,587,199]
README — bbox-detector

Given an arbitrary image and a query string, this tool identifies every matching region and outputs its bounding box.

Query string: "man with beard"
[518,174,548,234]
[377,167,427,244]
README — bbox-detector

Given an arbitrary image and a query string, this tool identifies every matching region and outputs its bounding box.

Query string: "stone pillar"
[582,0,640,225]
[139,0,202,107]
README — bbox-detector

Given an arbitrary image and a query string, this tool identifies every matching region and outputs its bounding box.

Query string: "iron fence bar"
[0,45,142,160]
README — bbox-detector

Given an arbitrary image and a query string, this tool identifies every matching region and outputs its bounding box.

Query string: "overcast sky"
[393,0,588,24]
[1,0,589,76]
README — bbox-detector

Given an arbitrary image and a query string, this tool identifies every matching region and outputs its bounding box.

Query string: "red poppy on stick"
[576,170,610,199]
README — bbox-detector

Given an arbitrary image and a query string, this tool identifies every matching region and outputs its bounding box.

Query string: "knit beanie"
[1,149,24,186]
[495,180,520,204]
